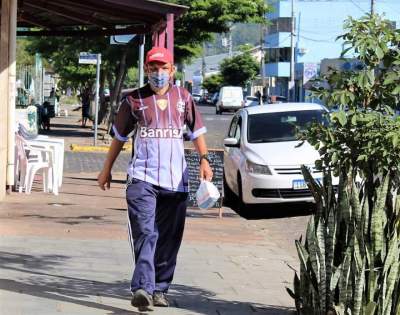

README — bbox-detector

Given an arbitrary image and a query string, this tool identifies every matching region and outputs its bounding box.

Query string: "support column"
[166,14,174,60]
[0,0,11,200]
[158,29,166,48]
[7,0,17,187]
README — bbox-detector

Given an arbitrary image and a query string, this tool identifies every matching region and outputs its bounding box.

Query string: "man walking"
[97,47,213,311]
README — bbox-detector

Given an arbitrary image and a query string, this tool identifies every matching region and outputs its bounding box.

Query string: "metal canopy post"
[94,54,101,146]
[139,35,145,87]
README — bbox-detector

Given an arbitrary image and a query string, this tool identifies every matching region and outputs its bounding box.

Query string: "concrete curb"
[70,144,132,152]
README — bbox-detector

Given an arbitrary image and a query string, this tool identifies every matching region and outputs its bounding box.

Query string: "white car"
[216,86,244,114]
[244,96,259,107]
[223,103,331,207]
[192,93,202,103]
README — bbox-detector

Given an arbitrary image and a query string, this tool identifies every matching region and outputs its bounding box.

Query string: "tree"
[202,74,223,94]
[220,51,258,87]
[166,0,269,63]
[26,36,143,125]
[288,14,400,315]
[17,39,35,66]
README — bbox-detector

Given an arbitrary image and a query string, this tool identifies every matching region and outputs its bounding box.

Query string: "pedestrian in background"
[41,101,52,130]
[80,87,91,127]
[97,46,213,311]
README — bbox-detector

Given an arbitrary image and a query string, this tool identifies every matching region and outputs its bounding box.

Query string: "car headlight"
[245,160,272,175]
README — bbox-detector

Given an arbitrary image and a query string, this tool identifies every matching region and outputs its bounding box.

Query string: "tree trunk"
[97,68,108,124]
[107,47,129,133]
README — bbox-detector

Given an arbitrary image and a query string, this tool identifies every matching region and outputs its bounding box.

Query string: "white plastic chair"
[15,134,57,195]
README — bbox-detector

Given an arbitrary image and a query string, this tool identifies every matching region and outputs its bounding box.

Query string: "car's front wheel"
[237,172,248,212]
[223,173,236,207]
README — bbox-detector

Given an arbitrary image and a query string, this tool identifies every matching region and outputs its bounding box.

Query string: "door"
[224,115,242,194]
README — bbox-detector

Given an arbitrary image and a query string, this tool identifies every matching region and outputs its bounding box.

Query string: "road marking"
[204,116,231,121]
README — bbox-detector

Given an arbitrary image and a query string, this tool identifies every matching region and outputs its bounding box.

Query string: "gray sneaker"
[153,291,169,307]
[131,289,153,311]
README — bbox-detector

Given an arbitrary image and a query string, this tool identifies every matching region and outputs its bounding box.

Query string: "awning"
[11,0,187,36]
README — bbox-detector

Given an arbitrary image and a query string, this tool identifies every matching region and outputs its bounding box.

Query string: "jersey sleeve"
[112,96,137,142]
[184,91,207,140]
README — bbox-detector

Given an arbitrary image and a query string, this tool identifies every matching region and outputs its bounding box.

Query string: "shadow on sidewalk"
[169,283,296,315]
[0,251,139,314]
[0,251,295,315]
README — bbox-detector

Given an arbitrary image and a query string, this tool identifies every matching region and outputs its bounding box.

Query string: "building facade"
[265,0,400,101]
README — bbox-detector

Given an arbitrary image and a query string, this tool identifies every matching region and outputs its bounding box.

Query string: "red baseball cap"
[145,47,173,65]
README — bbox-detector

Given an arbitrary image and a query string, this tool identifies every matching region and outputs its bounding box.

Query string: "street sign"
[110,34,136,45]
[79,52,101,65]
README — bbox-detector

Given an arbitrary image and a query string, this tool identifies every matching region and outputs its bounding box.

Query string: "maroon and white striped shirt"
[113,84,206,192]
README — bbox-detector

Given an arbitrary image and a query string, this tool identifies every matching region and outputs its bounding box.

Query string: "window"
[234,117,242,141]
[266,17,293,34]
[228,116,239,138]
[247,110,328,143]
[265,47,291,63]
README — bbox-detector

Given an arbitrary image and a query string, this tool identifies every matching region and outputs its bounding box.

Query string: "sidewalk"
[0,173,299,315]
[0,104,301,314]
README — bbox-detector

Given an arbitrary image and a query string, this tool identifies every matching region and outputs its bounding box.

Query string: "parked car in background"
[216,86,244,114]
[244,96,259,107]
[192,93,202,103]
[223,103,332,210]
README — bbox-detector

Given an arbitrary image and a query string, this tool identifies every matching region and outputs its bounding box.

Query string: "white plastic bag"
[195,180,220,209]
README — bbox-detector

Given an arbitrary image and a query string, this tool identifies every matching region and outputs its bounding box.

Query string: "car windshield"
[247,110,328,143]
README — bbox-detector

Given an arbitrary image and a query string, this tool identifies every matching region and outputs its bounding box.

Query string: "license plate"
[292,178,321,190]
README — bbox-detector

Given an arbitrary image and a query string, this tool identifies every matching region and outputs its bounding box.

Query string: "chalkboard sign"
[185,148,224,208]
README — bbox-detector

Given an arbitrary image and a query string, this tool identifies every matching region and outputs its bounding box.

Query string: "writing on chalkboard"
[184,148,224,208]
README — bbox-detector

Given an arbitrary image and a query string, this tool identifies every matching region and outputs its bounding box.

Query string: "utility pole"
[228,28,233,57]
[370,0,375,14]
[260,23,266,104]
[201,42,206,96]
[289,0,295,102]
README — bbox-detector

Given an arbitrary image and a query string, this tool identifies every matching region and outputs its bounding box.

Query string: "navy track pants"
[126,178,188,294]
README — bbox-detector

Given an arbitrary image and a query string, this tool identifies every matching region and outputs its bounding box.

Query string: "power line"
[348,0,369,14]
[298,35,337,43]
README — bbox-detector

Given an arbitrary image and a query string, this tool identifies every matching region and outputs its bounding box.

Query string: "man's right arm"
[97,138,124,190]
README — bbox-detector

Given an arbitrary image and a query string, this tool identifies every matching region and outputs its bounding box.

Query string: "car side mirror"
[224,137,239,147]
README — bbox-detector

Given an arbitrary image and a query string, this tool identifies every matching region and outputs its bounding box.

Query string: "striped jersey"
[113,84,206,192]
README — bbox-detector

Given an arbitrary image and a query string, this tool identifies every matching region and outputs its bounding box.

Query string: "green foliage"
[220,51,259,87]
[288,14,400,315]
[16,39,35,65]
[123,67,139,89]
[312,14,400,111]
[25,36,139,90]
[202,74,223,94]
[166,0,269,63]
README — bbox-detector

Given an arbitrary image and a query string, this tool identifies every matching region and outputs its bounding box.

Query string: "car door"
[224,114,242,194]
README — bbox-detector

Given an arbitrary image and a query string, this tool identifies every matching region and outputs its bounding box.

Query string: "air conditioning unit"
[298,48,308,55]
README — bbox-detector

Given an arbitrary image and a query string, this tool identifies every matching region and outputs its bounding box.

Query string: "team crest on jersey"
[177,99,185,113]
[156,99,168,111]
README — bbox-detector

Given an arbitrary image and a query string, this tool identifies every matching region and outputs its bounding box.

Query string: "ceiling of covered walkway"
[4,0,187,36]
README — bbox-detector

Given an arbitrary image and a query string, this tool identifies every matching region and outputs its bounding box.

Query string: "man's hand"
[97,169,112,190]
[200,159,213,181]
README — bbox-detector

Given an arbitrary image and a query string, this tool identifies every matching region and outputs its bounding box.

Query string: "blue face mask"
[148,72,170,89]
